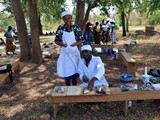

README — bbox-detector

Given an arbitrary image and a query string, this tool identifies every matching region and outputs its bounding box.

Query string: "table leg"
[123,101,128,116]
[53,103,59,119]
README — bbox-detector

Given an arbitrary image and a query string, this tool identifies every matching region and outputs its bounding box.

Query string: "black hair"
[8,26,12,30]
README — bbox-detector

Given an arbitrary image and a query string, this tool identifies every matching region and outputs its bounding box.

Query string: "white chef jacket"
[78,55,108,87]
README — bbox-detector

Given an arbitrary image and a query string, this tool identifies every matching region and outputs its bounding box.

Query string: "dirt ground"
[0,31,160,120]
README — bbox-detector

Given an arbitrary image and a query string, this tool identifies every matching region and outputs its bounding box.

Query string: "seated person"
[78,45,108,91]
[49,31,53,35]
[0,38,5,45]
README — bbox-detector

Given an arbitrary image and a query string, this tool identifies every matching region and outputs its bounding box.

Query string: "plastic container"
[107,49,112,56]
[10,54,13,57]
[120,73,134,82]
[128,101,132,108]
[141,66,153,89]
[114,52,117,60]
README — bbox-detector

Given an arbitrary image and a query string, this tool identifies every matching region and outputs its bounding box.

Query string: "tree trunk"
[82,7,91,33]
[28,0,43,64]
[125,12,131,32]
[121,11,126,36]
[38,15,43,35]
[126,17,129,32]
[75,0,85,32]
[11,0,31,62]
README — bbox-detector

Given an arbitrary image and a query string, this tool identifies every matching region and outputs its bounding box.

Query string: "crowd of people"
[84,18,119,45]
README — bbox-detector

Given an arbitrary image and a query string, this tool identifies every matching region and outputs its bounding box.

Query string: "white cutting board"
[67,86,83,96]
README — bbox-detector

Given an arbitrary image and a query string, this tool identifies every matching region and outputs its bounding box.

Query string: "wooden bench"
[46,86,160,119]
[91,43,116,49]
[124,40,131,52]
[118,51,136,74]
[0,58,20,85]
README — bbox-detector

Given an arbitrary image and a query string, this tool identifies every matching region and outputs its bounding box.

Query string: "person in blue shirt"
[4,26,15,55]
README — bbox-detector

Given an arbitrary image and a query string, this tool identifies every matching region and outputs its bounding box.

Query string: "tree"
[111,0,126,36]
[37,0,65,34]
[148,0,160,15]
[11,0,31,62]
[74,0,110,33]
[111,0,141,36]
[19,0,66,35]
[28,0,43,64]
[75,0,85,31]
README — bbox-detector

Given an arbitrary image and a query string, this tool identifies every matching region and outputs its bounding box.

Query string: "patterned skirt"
[6,38,15,52]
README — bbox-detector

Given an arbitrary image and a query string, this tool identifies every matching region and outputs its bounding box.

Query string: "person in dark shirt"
[93,22,100,44]
[84,22,93,44]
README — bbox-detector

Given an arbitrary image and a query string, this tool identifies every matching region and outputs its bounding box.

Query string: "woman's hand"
[55,41,67,47]
[63,43,67,47]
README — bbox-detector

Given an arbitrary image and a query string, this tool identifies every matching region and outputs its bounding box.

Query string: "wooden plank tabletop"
[0,57,20,85]
[48,86,110,97]
[0,55,19,65]
[91,44,114,48]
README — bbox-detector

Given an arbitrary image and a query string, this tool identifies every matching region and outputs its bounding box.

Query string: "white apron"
[57,31,80,77]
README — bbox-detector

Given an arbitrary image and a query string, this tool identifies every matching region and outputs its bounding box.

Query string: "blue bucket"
[120,73,134,82]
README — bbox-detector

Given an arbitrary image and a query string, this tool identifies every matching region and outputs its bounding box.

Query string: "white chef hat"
[110,20,115,23]
[106,18,111,21]
[61,10,72,18]
[81,45,92,51]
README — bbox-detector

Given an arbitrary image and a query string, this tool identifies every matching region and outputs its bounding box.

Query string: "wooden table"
[46,86,160,119]
[91,43,116,49]
[0,57,20,84]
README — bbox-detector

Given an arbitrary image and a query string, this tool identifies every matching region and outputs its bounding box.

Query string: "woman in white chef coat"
[78,45,109,90]
[55,10,84,86]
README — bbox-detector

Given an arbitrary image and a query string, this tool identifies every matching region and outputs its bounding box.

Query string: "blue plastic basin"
[120,73,134,82]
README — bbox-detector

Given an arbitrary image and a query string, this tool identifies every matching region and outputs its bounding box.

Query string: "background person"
[106,18,111,42]
[78,45,109,91]
[84,22,93,44]
[55,10,84,86]
[110,20,118,44]
[93,22,100,44]
[0,38,5,45]
[4,26,15,55]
